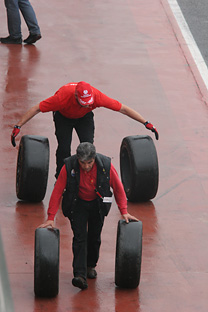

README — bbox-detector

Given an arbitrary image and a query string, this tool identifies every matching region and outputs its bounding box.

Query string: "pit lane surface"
[0,0,208,311]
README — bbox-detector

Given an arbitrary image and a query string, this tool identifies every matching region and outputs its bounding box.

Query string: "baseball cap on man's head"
[76,81,94,106]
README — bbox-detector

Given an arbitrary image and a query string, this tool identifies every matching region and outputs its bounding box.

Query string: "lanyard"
[94,188,103,199]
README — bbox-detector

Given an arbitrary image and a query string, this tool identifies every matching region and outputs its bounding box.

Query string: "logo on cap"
[81,90,91,98]
[76,81,94,105]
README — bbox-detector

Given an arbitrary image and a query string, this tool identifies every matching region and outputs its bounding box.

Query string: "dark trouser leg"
[18,0,41,34]
[53,112,95,178]
[69,200,103,279]
[87,204,104,268]
[69,201,89,279]
[53,112,74,178]
[4,0,22,38]
[75,112,95,143]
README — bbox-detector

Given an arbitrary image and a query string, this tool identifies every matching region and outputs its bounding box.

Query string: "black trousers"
[69,199,105,280]
[53,111,95,178]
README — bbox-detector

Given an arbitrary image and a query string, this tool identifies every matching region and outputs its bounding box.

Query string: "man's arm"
[38,165,67,228]
[11,103,41,146]
[95,90,159,139]
[119,104,146,124]
[119,104,159,140]
[16,103,41,127]
[110,164,139,223]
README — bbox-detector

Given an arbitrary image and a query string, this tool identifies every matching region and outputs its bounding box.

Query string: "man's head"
[75,81,94,107]
[76,142,96,172]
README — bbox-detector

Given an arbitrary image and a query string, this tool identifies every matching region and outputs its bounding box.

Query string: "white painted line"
[167,0,208,91]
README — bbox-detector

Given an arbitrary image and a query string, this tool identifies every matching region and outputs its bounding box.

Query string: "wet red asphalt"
[0,0,208,311]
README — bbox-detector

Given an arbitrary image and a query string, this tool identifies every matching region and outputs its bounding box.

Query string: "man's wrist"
[47,213,55,221]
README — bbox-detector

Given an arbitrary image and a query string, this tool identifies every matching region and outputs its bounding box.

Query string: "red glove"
[144,121,159,140]
[11,125,21,147]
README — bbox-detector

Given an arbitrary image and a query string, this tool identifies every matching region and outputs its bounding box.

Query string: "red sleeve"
[47,165,67,220]
[39,85,73,113]
[39,94,60,112]
[110,164,127,215]
[92,87,122,111]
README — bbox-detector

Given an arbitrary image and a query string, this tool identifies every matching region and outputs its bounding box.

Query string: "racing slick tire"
[115,220,143,289]
[16,135,49,202]
[34,228,60,297]
[120,135,159,202]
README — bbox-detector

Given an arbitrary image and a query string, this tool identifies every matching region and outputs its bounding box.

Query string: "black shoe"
[23,34,41,44]
[0,36,22,44]
[87,267,97,279]
[72,277,88,290]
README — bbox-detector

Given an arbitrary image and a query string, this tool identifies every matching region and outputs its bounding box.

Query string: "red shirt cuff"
[119,207,128,215]
[48,213,55,221]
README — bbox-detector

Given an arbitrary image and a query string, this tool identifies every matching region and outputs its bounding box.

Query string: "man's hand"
[144,121,159,140]
[11,125,21,147]
[38,220,55,228]
[122,213,139,224]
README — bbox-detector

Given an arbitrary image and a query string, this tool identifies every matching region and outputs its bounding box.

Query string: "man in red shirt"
[11,81,159,178]
[38,142,138,290]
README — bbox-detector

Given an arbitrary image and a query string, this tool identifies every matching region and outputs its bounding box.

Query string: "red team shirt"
[39,83,122,118]
[47,162,128,221]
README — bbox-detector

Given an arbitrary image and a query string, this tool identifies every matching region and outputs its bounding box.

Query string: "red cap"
[76,81,94,106]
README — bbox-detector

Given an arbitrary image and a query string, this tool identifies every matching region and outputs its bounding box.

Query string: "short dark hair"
[76,142,96,161]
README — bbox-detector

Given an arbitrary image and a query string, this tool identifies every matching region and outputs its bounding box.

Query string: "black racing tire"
[16,135,49,202]
[120,135,159,202]
[34,228,60,297]
[115,220,142,289]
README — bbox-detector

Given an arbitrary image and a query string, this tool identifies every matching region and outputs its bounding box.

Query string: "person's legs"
[18,0,40,35]
[4,0,22,39]
[69,200,89,279]
[54,112,94,178]
[53,112,74,178]
[69,200,103,288]
[87,203,104,270]
[75,112,95,144]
